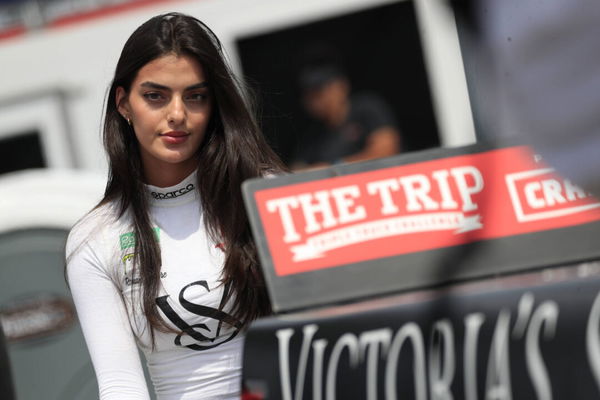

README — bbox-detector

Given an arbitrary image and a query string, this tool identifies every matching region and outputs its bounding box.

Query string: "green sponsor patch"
[119,227,160,250]
[119,233,135,250]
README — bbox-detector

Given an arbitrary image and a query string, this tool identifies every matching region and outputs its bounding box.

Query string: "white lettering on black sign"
[273,292,587,400]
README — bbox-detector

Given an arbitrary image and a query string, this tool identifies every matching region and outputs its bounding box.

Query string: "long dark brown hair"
[100,13,283,341]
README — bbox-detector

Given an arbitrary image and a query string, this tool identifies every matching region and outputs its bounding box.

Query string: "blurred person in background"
[292,51,401,170]
[66,12,283,400]
[452,0,600,196]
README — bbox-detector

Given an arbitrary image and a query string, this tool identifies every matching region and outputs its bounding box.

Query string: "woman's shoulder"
[65,202,124,257]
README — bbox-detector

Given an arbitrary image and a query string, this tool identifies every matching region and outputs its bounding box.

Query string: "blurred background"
[1,0,597,398]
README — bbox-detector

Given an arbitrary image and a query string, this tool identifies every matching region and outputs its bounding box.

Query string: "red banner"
[255,146,600,276]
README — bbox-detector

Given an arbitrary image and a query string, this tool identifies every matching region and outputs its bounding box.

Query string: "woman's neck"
[142,160,197,188]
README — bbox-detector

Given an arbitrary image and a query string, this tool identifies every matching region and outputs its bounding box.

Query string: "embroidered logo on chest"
[118,228,161,286]
[155,280,241,351]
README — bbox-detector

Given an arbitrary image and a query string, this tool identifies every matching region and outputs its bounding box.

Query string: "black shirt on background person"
[293,64,401,170]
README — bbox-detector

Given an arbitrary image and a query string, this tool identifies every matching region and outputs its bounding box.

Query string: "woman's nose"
[167,97,186,125]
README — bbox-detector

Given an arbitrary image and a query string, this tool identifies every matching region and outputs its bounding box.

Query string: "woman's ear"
[115,87,130,118]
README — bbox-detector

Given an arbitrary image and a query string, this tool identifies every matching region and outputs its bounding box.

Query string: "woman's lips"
[160,131,189,144]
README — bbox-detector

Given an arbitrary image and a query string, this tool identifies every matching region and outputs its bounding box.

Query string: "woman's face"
[116,53,212,186]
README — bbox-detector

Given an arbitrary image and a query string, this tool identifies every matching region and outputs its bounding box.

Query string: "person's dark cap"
[298,64,345,92]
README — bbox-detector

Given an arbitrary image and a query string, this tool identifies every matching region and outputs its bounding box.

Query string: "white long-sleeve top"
[66,170,243,400]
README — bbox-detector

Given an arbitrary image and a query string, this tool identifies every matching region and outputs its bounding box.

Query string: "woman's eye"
[143,92,164,102]
[186,93,208,102]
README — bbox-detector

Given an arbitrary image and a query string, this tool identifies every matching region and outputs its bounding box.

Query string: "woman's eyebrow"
[140,81,169,90]
[139,81,209,91]
[186,82,209,90]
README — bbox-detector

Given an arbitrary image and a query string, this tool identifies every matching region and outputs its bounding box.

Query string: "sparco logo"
[151,183,195,200]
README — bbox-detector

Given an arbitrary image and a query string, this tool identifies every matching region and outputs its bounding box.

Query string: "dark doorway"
[236,1,440,166]
[0,131,46,175]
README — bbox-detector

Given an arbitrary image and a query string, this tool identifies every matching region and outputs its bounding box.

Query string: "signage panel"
[243,263,600,400]
[243,144,600,312]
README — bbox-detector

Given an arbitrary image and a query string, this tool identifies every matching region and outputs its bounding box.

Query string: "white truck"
[0,0,471,398]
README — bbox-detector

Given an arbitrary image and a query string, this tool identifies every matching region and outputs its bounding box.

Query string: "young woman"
[66,13,283,399]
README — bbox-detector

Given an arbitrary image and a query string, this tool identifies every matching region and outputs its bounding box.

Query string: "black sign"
[243,263,600,399]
